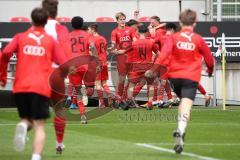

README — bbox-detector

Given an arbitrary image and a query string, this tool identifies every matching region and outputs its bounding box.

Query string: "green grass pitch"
[0,106,240,160]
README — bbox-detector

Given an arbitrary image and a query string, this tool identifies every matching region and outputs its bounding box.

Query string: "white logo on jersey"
[120,36,130,42]
[23,45,45,56]
[176,41,196,51]
[28,33,44,45]
[180,32,194,42]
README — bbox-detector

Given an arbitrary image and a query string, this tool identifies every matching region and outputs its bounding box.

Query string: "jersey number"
[71,37,85,53]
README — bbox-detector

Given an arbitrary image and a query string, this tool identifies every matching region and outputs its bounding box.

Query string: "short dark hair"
[71,16,84,29]
[138,25,148,33]
[81,25,88,31]
[150,16,160,23]
[179,9,197,26]
[89,23,98,32]
[166,23,178,32]
[42,0,58,19]
[126,19,138,27]
[31,8,48,27]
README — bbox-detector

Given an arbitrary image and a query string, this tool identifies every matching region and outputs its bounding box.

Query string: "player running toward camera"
[68,16,99,123]
[110,12,136,101]
[145,9,214,153]
[127,25,160,110]
[0,8,67,160]
[88,24,113,108]
[42,0,71,154]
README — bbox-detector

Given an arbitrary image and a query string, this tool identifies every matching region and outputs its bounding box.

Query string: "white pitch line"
[150,143,240,146]
[136,143,222,160]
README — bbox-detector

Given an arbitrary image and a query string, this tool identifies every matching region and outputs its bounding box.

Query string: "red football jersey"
[127,38,159,63]
[69,30,90,57]
[156,28,214,82]
[154,28,166,49]
[111,26,135,50]
[0,27,66,97]
[45,19,72,59]
[90,35,107,63]
[155,28,166,38]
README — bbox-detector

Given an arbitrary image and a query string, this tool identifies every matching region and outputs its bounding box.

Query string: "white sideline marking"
[150,143,240,146]
[136,143,222,160]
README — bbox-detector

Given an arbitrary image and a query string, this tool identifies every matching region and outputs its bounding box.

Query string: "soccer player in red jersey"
[148,16,166,106]
[126,19,139,32]
[42,0,71,154]
[88,24,113,108]
[0,8,67,160]
[110,12,136,100]
[146,9,214,153]
[127,25,160,110]
[157,23,177,108]
[68,16,99,123]
[149,16,166,41]
[43,0,71,60]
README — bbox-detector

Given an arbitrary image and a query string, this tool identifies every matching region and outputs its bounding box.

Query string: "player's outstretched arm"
[0,34,19,87]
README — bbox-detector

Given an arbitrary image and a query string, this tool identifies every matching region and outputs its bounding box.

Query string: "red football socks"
[54,116,66,143]
[77,100,85,115]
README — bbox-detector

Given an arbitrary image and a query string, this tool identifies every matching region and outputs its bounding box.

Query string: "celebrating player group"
[0,0,215,159]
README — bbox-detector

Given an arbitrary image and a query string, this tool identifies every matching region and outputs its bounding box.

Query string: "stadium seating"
[56,17,72,23]
[10,17,30,22]
[96,17,114,22]
[138,16,151,22]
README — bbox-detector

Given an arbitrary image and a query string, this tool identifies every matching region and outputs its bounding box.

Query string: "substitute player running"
[42,0,71,154]
[0,8,67,160]
[68,16,99,123]
[146,9,214,153]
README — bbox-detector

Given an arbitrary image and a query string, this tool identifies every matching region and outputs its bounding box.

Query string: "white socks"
[31,154,41,160]
[19,122,28,129]
[177,113,188,135]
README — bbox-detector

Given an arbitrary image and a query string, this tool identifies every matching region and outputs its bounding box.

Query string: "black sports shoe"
[65,96,72,108]
[158,101,165,108]
[56,146,63,154]
[173,131,185,154]
[127,99,140,109]
[119,101,129,110]
[80,115,88,124]
[162,100,174,108]
[173,98,180,106]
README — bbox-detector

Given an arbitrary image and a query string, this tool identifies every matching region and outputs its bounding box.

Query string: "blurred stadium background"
[0,1,240,160]
[0,0,240,106]
[0,0,240,22]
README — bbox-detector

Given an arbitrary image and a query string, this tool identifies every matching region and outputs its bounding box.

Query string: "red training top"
[156,28,214,82]
[0,26,66,97]
[127,38,159,63]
